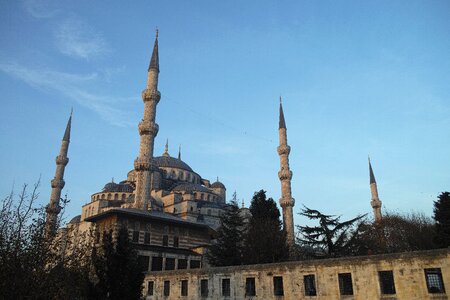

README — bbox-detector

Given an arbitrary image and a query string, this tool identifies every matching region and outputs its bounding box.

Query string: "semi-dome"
[152,156,193,172]
[172,183,211,193]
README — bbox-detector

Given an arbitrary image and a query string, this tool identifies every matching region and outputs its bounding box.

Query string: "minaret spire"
[162,139,169,157]
[178,144,181,160]
[368,156,382,224]
[277,98,295,258]
[45,111,72,237]
[133,30,161,210]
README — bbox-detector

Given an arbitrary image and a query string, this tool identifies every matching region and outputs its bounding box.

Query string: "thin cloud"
[55,18,109,60]
[0,62,134,127]
[22,0,60,18]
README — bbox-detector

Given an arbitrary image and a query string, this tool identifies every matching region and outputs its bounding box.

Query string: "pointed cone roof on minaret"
[178,144,181,160]
[369,156,376,184]
[148,29,159,72]
[279,96,286,129]
[63,109,72,142]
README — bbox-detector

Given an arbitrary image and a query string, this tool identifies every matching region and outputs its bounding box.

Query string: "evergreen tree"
[207,199,245,266]
[434,191,450,248]
[243,190,288,264]
[298,206,366,258]
[91,226,144,300]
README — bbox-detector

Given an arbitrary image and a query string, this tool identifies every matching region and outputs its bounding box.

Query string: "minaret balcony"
[277,145,291,156]
[371,199,382,208]
[55,155,69,166]
[279,197,295,207]
[134,158,151,171]
[51,178,65,189]
[138,121,159,136]
[142,89,161,103]
[45,203,62,214]
[278,169,293,180]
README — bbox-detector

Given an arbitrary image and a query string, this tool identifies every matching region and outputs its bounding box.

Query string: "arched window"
[114,193,118,200]
[107,193,111,200]
[121,194,126,200]
[101,194,105,200]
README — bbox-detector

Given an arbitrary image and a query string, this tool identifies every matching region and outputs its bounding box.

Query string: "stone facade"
[144,249,450,300]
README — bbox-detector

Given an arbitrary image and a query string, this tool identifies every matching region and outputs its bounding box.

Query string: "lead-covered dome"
[211,181,225,189]
[152,156,193,172]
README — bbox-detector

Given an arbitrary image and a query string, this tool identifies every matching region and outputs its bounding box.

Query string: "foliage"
[297,206,366,258]
[352,211,437,255]
[242,190,288,264]
[0,181,144,299]
[90,227,144,300]
[434,191,450,248]
[207,200,245,266]
[0,180,92,299]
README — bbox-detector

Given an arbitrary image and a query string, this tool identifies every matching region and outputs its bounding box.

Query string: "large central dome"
[152,156,193,172]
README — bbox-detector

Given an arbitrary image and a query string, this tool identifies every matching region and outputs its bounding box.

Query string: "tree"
[297,206,366,258]
[243,190,288,264]
[90,226,144,300]
[207,200,245,266]
[352,211,437,255]
[434,191,450,248]
[0,180,91,299]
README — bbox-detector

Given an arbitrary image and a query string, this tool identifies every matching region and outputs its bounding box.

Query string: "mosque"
[44,31,381,271]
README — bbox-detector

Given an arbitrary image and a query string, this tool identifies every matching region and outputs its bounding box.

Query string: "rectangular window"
[181,279,188,296]
[200,279,208,297]
[132,230,139,243]
[425,268,446,293]
[162,235,168,246]
[222,278,230,296]
[273,276,284,296]
[147,281,154,295]
[163,280,170,296]
[178,259,187,269]
[144,232,151,244]
[338,273,353,295]
[137,255,149,272]
[245,277,256,296]
[304,274,317,296]
[165,257,175,270]
[151,256,163,271]
[173,236,179,247]
[379,271,396,294]
[190,260,201,269]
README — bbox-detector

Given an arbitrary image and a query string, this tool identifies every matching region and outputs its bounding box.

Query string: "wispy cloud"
[23,0,60,18]
[55,18,109,60]
[0,62,134,127]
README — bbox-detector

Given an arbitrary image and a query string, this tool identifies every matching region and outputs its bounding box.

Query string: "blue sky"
[0,0,449,228]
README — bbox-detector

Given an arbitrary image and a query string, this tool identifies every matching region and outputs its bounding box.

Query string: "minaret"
[369,157,382,224]
[133,29,161,210]
[45,110,72,237]
[277,97,295,256]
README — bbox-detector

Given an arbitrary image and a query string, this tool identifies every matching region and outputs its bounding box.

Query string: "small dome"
[69,215,81,224]
[103,181,119,192]
[211,181,225,189]
[102,181,133,193]
[172,183,211,193]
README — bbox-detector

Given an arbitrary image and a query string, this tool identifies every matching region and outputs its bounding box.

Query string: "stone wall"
[144,249,450,300]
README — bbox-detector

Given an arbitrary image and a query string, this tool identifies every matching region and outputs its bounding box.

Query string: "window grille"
[245,277,256,296]
[304,274,317,296]
[425,268,445,293]
[379,271,396,294]
[273,276,284,296]
[222,278,230,296]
